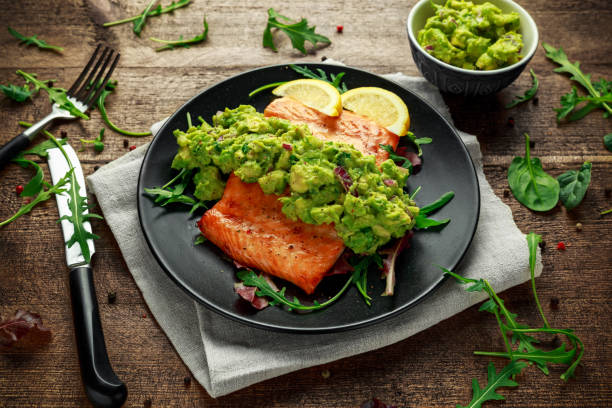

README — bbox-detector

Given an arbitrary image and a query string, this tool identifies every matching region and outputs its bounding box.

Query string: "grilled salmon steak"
[199,97,401,294]
[264,96,399,164]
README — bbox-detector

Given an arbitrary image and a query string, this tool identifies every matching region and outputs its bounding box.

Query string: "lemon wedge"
[272,79,342,117]
[340,87,410,136]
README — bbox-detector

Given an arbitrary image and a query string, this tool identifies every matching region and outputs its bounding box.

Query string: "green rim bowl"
[407,0,539,96]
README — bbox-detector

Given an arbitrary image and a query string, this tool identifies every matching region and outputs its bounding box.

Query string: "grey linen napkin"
[87,74,541,398]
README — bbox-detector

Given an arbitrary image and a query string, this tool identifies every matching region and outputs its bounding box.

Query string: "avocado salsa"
[417,0,523,70]
[171,105,419,254]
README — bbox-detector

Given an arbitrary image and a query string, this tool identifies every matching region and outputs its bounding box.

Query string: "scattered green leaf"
[144,168,206,214]
[508,133,559,211]
[132,0,157,36]
[457,361,526,408]
[506,69,539,109]
[543,43,612,120]
[12,158,44,197]
[80,129,105,153]
[604,133,612,152]
[16,70,88,119]
[557,162,592,210]
[263,8,331,55]
[379,144,412,170]
[248,65,348,98]
[150,16,208,51]
[601,208,612,215]
[414,191,454,230]
[194,235,207,245]
[18,121,66,156]
[526,232,548,328]
[8,27,63,52]
[50,136,103,263]
[104,0,191,27]
[406,131,432,156]
[95,80,151,136]
[0,83,35,102]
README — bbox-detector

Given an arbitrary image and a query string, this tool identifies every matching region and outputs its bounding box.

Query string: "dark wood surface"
[0,1,610,407]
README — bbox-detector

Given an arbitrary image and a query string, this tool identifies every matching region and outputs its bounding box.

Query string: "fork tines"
[67,44,120,109]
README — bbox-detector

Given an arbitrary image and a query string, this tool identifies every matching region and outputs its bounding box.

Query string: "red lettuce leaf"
[0,310,52,348]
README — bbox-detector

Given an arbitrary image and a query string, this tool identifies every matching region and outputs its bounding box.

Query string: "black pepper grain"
[532,96,539,105]
[143,399,152,408]
[538,240,546,251]
[107,292,116,304]
[60,130,67,138]
[529,139,535,148]
[184,376,191,387]
[321,56,327,61]
[94,165,100,171]
[123,139,129,148]
[550,297,560,310]
[503,189,510,198]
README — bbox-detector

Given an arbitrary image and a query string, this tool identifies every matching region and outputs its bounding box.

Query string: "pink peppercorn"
[129,145,136,151]
[16,185,24,195]
[336,25,343,33]
[556,242,566,250]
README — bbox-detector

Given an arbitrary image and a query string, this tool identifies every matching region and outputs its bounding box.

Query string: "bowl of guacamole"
[407,0,538,96]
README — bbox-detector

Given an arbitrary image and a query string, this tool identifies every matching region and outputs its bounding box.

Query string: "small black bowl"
[407,0,538,96]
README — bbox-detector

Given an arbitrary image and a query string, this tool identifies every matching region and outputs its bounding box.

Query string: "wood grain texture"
[0,0,610,407]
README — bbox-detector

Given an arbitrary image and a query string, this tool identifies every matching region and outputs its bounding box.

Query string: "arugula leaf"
[194,235,207,245]
[603,133,612,152]
[0,170,71,228]
[12,158,45,197]
[237,269,353,311]
[379,144,412,170]
[350,254,381,304]
[414,191,454,230]
[16,70,88,120]
[248,65,348,98]
[543,43,612,118]
[132,0,157,36]
[80,129,105,153]
[104,0,191,27]
[406,131,432,156]
[8,27,63,52]
[263,8,331,55]
[508,133,560,212]
[95,80,151,136]
[289,65,348,93]
[50,136,103,264]
[457,361,526,408]
[557,162,592,210]
[0,83,35,102]
[18,121,66,156]
[150,17,208,51]
[506,69,539,109]
[144,168,206,214]
[526,232,549,328]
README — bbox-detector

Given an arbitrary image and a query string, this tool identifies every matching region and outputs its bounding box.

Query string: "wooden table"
[1,1,610,406]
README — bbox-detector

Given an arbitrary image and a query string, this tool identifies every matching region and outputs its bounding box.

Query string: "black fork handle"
[70,266,127,408]
[0,132,30,170]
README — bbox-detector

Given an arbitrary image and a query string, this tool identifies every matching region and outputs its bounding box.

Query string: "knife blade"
[47,143,127,408]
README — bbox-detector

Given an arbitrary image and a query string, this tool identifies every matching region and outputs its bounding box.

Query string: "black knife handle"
[0,132,30,170]
[70,266,128,408]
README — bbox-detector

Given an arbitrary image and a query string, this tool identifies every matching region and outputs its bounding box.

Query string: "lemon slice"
[340,87,410,136]
[272,79,342,117]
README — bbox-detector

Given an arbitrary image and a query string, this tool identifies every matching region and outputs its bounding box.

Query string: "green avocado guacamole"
[172,105,419,254]
[417,0,523,70]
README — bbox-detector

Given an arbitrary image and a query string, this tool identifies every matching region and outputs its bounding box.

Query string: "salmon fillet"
[264,96,400,165]
[199,174,345,294]
[200,97,400,294]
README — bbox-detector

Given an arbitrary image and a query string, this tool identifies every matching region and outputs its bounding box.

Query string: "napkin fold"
[87,74,541,398]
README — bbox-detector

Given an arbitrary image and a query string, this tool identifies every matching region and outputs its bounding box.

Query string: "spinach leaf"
[507,133,559,212]
[557,162,591,210]
[604,133,612,152]
[263,8,331,55]
[505,69,539,109]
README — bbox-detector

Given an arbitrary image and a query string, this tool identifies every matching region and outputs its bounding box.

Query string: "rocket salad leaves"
[103,0,191,28]
[150,17,208,51]
[505,69,539,109]
[263,8,331,55]
[8,27,63,53]
[0,83,36,102]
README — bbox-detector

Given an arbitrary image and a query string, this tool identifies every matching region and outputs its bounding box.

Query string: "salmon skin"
[199,174,345,294]
[200,97,400,294]
[264,96,399,165]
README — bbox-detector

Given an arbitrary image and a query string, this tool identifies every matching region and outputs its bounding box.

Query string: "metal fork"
[0,44,120,169]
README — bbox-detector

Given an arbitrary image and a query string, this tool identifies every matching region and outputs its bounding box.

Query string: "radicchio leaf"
[378,232,413,296]
[0,310,52,348]
[396,146,422,173]
[234,272,279,310]
[334,166,358,196]
[326,251,354,276]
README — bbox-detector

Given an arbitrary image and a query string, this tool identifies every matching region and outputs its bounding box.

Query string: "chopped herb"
[506,69,539,109]
[263,8,331,55]
[8,27,63,52]
[150,17,208,51]
[0,83,36,102]
[557,162,592,210]
[507,133,560,212]
[16,70,88,119]
[80,129,105,153]
[103,0,191,27]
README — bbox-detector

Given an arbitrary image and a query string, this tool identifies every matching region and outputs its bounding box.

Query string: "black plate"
[137,64,480,333]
